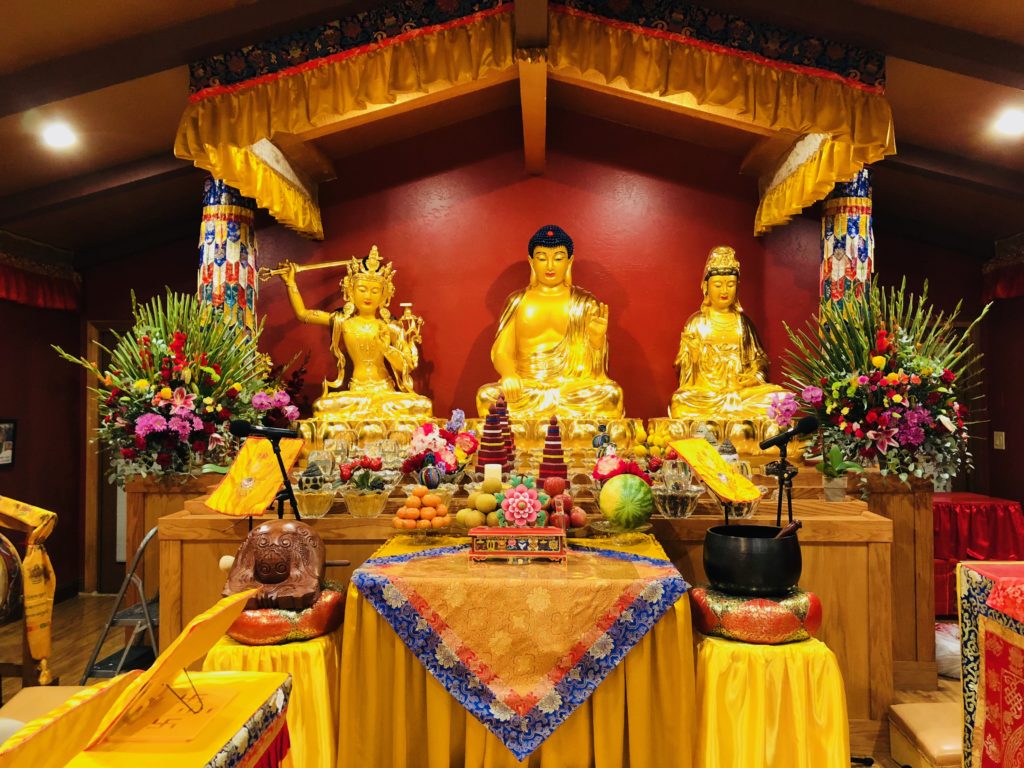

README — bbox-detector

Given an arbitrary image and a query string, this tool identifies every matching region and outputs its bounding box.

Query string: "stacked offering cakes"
[477,402,510,471]
[494,395,516,464]
[538,416,568,481]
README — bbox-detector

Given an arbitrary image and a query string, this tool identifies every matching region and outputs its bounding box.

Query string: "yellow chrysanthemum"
[158,387,173,400]
[871,356,887,370]
[132,379,149,390]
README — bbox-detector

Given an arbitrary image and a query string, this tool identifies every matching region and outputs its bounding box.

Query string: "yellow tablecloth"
[203,627,342,768]
[338,534,696,768]
[696,637,849,768]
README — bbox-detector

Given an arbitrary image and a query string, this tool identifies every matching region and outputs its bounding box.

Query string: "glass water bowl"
[343,490,391,519]
[294,489,337,519]
[652,484,705,518]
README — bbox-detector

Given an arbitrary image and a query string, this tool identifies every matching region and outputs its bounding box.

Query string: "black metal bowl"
[703,524,802,596]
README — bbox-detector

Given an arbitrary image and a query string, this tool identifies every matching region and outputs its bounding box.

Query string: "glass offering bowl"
[651,483,705,519]
[707,485,772,520]
[294,488,337,518]
[402,483,457,507]
[342,490,391,519]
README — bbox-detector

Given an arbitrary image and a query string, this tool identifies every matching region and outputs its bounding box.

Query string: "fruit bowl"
[342,490,391,518]
[294,489,337,519]
[651,484,704,519]
[706,485,773,520]
[402,483,457,507]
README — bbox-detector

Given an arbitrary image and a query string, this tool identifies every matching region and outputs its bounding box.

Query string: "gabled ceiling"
[0,0,1020,266]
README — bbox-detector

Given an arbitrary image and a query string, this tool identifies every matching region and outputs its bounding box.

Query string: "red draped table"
[933,493,1024,616]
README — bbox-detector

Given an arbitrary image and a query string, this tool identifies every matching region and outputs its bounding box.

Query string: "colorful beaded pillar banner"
[197,178,258,333]
[820,169,874,305]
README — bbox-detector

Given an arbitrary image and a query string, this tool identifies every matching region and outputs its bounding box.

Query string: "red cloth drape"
[934,493,1024,616]
[0,261,79,310]
[248,721,290,768]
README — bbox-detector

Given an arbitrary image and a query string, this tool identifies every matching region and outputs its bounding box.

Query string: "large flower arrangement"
[780,279,989,484]
[401,410,479,476]
[55,292,297,484]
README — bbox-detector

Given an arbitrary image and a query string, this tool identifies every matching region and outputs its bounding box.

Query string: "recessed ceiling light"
[993,108,1024,137]
[41,121,77,149]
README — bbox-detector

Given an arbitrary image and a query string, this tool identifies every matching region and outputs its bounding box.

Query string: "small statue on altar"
[669,246,784,421]
[476,225,624,419]
[273,245,433,420]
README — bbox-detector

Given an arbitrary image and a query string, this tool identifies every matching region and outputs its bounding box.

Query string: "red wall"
[0,300,82,592]
[257,109,823,420]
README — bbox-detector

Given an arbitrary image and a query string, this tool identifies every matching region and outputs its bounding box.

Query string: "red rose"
[941,369,956,384]
[927,392,942,406]
[218,408,232,420]
[192,440,207,453]
[120,448,137,459]
[865,410,879,424]
[203,421,216,435]
[134,434,147,449]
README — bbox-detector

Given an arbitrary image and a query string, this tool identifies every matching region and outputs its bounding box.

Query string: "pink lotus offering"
[501,485,543,527]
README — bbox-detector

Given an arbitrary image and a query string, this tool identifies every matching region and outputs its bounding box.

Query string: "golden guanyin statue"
[669,245,784,420]
[273,246,432,420]
[476,225,624,419]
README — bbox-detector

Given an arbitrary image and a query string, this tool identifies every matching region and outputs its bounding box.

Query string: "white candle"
[484,463,501,483]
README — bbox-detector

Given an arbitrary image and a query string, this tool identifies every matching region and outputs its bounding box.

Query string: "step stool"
[889,702,962,768]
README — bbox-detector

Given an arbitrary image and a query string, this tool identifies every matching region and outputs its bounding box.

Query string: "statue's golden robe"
[476,287,624,418]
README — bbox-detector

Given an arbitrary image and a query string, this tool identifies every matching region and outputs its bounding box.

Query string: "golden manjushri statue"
[669,245,784,420]
[476,225,624,419]
[267,246,432,420]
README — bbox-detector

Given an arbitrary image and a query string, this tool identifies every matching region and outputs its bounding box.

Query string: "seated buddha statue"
[669,246,784,421]
[277,246,433,420]
[476,225,624,419]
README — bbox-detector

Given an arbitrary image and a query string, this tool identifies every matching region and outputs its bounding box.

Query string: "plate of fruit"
[392,485,453,532]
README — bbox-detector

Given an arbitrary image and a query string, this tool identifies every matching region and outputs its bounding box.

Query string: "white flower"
[589,633,614,659]
[489,701,515,721]
[435,642,458,669]
[937,415,956,433]
[640,581,664,603]
[537,689,563,714]
[383,583,406,609]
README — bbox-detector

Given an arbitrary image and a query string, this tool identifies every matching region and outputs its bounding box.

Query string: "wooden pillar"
[865,472,937,690]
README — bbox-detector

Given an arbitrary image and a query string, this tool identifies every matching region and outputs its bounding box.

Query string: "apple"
[543,477,567,497]
[550,511,570,530]
[553,493,573,513]
[569,508,588,528]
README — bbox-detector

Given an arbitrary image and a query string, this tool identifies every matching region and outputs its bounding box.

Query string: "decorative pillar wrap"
[820,168,873,305]
[197,178,258,333]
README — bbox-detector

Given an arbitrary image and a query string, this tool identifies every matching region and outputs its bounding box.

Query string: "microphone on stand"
[759,415,819,451]
[229,420,300,441]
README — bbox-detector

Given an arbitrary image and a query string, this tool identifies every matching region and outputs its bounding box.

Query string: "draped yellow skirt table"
[338,535,697,768]
[696,637,850,768]
[203,628,342,768]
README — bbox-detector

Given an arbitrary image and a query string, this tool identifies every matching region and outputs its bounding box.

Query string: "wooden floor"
[0,595,964,766]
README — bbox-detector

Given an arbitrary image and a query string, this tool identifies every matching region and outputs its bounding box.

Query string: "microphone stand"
[269,437,300,520]
[767,440,798,529]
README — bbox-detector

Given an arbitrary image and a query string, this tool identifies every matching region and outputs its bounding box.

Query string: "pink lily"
[866,426,900,453]
[170,386,197,416]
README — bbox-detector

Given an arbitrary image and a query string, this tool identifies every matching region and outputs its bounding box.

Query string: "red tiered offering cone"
[494,395,514,472]
[538,416,568,480]
[476,403,508,470]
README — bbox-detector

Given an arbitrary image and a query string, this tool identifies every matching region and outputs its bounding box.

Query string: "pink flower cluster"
[501,485,542,527]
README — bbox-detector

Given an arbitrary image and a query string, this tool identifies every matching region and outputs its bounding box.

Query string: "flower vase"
[822,476,848,502]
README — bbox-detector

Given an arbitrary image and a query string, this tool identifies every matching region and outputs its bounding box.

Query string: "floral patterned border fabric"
[958,563,1024,767]
[352,541,688,760]
[208,675,292,768]
[558,1,884,90]
[188,1,504,97]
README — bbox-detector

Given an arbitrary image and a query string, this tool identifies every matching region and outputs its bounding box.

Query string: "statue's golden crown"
[345,245,394,285]
[703,245,740,279]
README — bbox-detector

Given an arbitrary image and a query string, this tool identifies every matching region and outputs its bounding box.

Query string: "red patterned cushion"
[690,586,822,644]
[227,588,344,645]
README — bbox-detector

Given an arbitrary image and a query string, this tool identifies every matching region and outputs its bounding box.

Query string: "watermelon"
[598,473,654,529]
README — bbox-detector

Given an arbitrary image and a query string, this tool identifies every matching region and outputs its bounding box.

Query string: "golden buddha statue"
[476,225,624,419]
[274,246,433,420]
[669,246,784,421]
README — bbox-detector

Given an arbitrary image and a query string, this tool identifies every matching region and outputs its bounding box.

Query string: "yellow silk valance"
[175,4,894,238]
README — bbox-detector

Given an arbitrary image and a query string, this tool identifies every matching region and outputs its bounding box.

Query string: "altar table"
[934,493,1024,615]
[695,637,850,768]
[338,534,696,768]
[203,628,342,768]
[957,562,1024,767]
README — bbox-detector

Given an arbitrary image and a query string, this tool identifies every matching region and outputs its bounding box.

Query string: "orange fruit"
[434,504,448,517]
[422,493,443,508]
[403,519,418,529]
[431,516,448,528]
[412,486,429,498]
[417,519,431,529]
[420,508,436,521]
[405,496,422,509]
[392,516,403,529]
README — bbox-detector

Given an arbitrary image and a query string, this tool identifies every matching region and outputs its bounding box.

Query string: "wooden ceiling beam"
[0,153,196,223]
[518,51,548,175]
[880,143,1024,198]
[515,0,549,48]
[0,0,380,118]
[702,0,1024,89]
